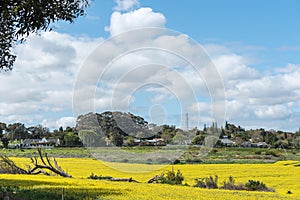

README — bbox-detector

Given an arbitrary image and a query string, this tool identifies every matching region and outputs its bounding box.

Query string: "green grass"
[0,147,91,158]
[1,147,299,164]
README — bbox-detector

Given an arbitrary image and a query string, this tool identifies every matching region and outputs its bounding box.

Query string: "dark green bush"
[245,180,274,191]
[173,159,181,164]
[265,150,279,157]
[194,175,274,192]
[158,170,184,185]
[220,176,244,190]
[254,150,262,155]
[88,173,112,180]
[194,175,218,189]
[193,178,206,188]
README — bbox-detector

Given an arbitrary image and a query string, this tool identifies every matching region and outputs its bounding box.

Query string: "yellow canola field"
[1,158,299,200]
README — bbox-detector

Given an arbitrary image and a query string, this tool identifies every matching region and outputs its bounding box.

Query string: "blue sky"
[1,0,300,132]
[58,0,300,73]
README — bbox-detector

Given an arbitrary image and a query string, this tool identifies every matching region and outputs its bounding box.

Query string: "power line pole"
[186,113,189,131]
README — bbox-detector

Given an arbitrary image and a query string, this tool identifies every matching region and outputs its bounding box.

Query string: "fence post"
[62,188,65,200]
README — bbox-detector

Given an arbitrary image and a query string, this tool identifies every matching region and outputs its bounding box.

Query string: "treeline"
[0,122,82,148]
[75,111,197,147]
[219,122,300,149]
[76,112,300,149]
[1,111,300,149]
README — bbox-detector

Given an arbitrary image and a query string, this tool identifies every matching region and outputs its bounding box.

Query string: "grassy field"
[1,146,299,164]
[0,157,300,199]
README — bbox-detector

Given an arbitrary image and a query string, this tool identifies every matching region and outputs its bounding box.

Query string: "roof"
[23,138,60,145]
[220,138,235,144]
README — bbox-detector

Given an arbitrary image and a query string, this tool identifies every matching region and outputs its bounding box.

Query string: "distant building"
[220,138,236,147]
[22,137,60,148]
[131,138,166,146]
[241,141,269,148]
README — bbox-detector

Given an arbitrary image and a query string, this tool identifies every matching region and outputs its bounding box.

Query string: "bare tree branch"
[0,148,71,177]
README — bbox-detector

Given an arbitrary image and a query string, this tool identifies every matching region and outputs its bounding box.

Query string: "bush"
[205,175,218,189]
[221,176,244,190]
[88,173,112,180]
[194,175,218,189]
[245,180,274,192]
[254,150,262,155]
[211,149,218,154]
[265,150,279,157]
[173,159,181,164]
[193,178,206,188]
[158,170,184,185]
[194,175,274,192]
[221,175,235,189]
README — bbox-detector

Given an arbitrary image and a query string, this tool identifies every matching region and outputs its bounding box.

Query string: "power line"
[186,113,189,131]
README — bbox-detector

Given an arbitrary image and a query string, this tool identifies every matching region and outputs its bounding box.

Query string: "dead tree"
[109,177,139,183]
[147,172,164,183]
[0,149,71,177]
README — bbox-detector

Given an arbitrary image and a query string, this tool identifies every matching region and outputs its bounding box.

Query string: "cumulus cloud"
[254,105,292,119]
[106,7,166,36]
[0,31,102,129]
[114,0,140,11]
[2,4,300,133]
[56,117,76,128]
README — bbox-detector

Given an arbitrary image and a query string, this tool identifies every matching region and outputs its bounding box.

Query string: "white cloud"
[213,54,259,81]
[114,0,140,11]
[2,4,300,133]
[56,117,76,128]
[254,105,292,119]
[106,7,166,36]
[0,31,102,129]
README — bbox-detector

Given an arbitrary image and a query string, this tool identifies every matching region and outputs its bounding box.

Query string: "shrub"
[245,180,274,192]
[193,178,206,188]
[221,176,244,190]
[194,175,218,189]
[211,149,218,154]
[158,170,184,185]
[254,150,262,155]
[205,175,218,189]
[194,175,275,192]
[221,175,235,189]
[173,159,181,164]
[265,150,279,157]
[88,173,112,180]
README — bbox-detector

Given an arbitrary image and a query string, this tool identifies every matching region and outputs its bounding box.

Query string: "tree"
[7,122,28,141]
[27,125,50,139]
[1,137,9,148]
[110,128,124,147]
[192,135,205,145]
[0,148,71,177]
[111,133,123,147]
[64,132,82,147]
[0,0,90,71]
[0,122,7,139]
[0,122,7,133]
